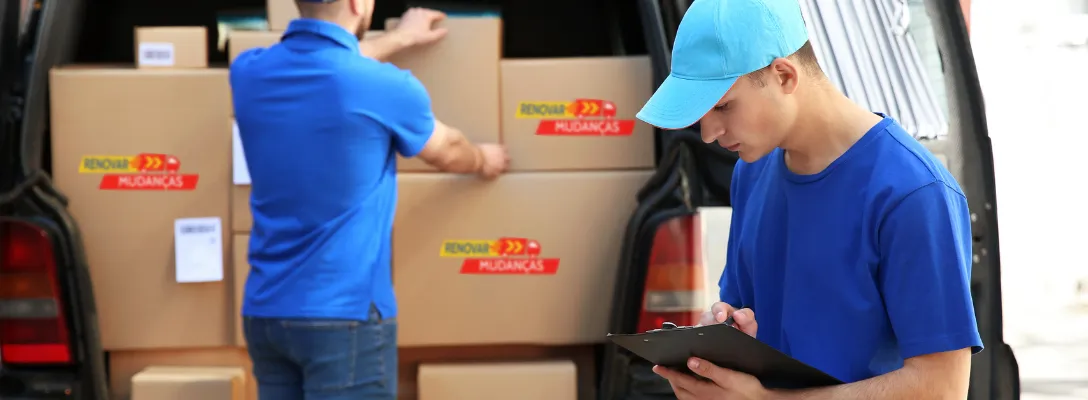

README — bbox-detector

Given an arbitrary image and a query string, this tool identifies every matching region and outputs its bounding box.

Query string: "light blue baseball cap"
[636,0,809,129]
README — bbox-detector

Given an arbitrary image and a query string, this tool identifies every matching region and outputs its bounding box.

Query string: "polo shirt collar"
[283,18,360,52]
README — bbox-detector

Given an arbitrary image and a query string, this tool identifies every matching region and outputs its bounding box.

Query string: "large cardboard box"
[132,366,245,400]
[135,27,208,69]
[500,57,656,171]
[386,17,502,172]
[233,234,250,347]
[418,361,577,400]
[109,348,255,400]
[50,68,234,350]
[393,170,652,346]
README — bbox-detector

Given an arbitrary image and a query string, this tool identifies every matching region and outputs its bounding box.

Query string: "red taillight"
[636,215,707,333]
[0,220,73,365]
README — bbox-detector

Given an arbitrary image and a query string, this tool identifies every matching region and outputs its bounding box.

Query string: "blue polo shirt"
[721,115,984,383]
[229,19,435,321]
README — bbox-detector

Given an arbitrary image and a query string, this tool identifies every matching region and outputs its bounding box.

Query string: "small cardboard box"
[110,349,255,400]
[135,27,208,69]
[418,361,578,400]
[385,17,502,172]
[500,56,656,171]
[132,366,245,400]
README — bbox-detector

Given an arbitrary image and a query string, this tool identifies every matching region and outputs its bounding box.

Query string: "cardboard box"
[402,346,595,400]
[135,27,208,69]
[393,170,652,346]
[266,0,297,31]
[385,17,502,172]
[132,366,245,400]
[419,361,577,400]
[500,57,656,171]
[109,348,255,400]
[228,30,282,63]
[233,234,250,347]
[50,68,234,350]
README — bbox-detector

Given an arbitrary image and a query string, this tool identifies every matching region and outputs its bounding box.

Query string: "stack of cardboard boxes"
[49,1,656,399]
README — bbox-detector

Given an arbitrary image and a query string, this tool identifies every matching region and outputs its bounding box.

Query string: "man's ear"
[770,58,800,95]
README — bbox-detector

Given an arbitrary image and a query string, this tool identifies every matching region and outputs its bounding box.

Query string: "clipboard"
[607,324,843,389]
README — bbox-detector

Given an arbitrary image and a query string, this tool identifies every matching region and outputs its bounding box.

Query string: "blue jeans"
[243,306,398,400]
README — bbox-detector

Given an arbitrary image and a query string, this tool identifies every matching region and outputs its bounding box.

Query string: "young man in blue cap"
[230,0,509,399]
[643,0,982,398]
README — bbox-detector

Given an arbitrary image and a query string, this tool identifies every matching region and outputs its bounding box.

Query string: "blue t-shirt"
[230,19,435,321]
[721,115,983,383]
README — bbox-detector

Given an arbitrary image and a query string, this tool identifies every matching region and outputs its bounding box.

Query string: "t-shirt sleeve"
[878,181,984,360]
[383,72,436,158]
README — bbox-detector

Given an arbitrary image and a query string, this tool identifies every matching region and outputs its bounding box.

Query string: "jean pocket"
[279,319,361,329]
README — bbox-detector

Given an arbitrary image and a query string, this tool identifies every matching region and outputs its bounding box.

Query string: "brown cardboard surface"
[132,366,245,400]
[109,348,255,400]
[418,360,577,400]
[385,17,502,171]
[135,27,208,69]
[228,30,282,63]
[393,170,652,346]
[266,0,297,31]
[233,234,250,347]
[500,57,656,171]
[50,67,234,350]
[398,345,596,400]
[232,186,252,233]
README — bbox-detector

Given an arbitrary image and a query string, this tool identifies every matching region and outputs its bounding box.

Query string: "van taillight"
[0,220,73,365]
[636,215,706,334]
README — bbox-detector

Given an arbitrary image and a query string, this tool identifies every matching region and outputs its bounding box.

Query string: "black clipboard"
[607,324,843,389]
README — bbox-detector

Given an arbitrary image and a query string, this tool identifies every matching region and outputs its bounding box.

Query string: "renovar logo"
[79,153,198,191]
[439,237,559,275]
[516,98,636,136]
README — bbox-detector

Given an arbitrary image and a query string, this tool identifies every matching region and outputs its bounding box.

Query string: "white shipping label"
[174,217,224,283]
[138,42,176,67]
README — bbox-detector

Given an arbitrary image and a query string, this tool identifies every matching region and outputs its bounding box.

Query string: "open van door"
[0,0,109,398]
[601,0,1020,399]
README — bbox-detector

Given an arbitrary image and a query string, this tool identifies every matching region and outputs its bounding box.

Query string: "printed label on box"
[516,99,636,136]
[440,237,559,275]
[138,42,176,67]
[81,153,198,190]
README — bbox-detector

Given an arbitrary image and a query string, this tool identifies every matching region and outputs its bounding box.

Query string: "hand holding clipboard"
[606,303,842,390]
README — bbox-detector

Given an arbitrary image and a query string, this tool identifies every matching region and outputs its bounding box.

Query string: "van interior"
[0,0,1021,398]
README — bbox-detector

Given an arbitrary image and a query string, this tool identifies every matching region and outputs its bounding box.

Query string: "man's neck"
[780,87,883,175]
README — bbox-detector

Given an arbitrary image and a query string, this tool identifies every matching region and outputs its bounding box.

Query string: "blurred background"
[972,0,1088,399]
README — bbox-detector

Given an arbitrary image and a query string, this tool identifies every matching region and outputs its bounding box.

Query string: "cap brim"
[636,74,739,130]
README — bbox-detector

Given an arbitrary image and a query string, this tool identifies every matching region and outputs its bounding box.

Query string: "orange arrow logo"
[504,240,523,254]
[147,156,162,169]
[579,101,599,115]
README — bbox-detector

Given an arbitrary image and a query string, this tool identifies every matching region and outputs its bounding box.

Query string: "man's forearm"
[360,31,413,62]
[770,365,942,400]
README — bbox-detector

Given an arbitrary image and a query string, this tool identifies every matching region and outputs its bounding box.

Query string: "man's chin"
[738,150,771,164]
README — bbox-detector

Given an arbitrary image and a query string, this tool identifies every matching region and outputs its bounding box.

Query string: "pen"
[723,306,748,327]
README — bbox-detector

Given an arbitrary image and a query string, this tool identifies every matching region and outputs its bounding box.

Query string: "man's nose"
[699,117,723,144]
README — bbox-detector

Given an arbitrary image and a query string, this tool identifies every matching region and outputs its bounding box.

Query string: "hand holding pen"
[696,301,758,338]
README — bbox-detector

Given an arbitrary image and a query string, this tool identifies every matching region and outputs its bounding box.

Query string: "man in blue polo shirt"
[642,0,983,398]
[229,1,509,399]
